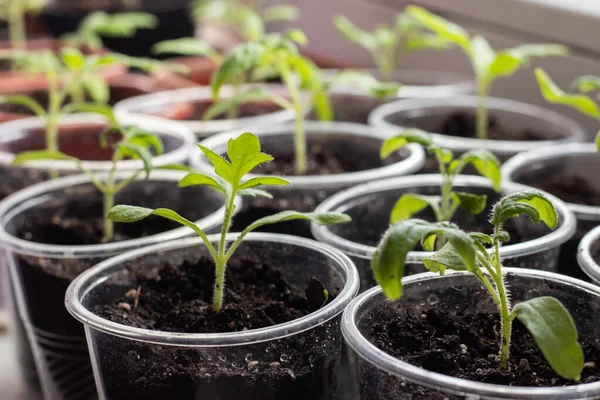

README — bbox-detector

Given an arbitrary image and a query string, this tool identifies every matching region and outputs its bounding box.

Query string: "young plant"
[210,31,400,175]
[535,68,600,150]
[11,121,166,243]
[0,0,46,51]
[407,5,568,140]
[192,0,299,42]
[61,11,158,52]
[334,13,450,81]
[373,191,584,380]
[107,132,351,312]
[380,129,501,230]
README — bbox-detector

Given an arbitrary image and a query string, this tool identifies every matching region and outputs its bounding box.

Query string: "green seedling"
[0,47,183,167]
[61,11,158,52]
[380,129,501,236]
[334,13,450,81]
[192,0,299,42]
[373,191,584,381]
[12,121,166,242]
[211,31,399,175]
[535,68,600,150]
[407,5,568,140]
[0,0,46,51]
[107,132,351,312]
[153,37,223,65]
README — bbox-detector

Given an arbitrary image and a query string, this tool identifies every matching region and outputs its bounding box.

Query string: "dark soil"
[441,113,553,142]
[188,99,282,121]
[531,175,600,207]
[307,92,385,124]
[90,254,341,400]
[372,307,600,393]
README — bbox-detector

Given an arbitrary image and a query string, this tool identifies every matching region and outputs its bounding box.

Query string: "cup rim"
[190,121,426,188]
[342,268,600,399]
[65,232,360,347]
[502,142,600,221]
[0,169,238,258]
[311,174,576,261]
[577,224,600,284]
[368,96,586,155]
[114,84,298,137]
[0,113,195,171]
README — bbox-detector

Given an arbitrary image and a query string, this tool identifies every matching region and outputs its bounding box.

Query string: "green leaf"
[390,194,441,223]
[243,210,351,235]
[11,150,74,166]
[514,297,583,381]
[211,42,265,98]
[202,87,290,121]
[470,35,496,83]
[491,191,558,229]
[372,220,475,299]
[423,242,469,275]
[241,10,265,42]
[535,68,600,121]
[406,5,471,52]
[331,70,400,100]
[262,4,299,23]
[81,72,110,103]
[62,102,117,124]
[469,232,493,244]
[458,149,501,192]
[152,38,218,57]
[123,127,164,155]
[571,75,600,93]
[61,48,85,70]
[402,33,452,52]
[0,95,46,117]
[178,173,225,194]
[239,176,290,190]
[118,142,153,177]
[334,15,376,50]
[380,129,433,159]
[238,188,273,198]
[487,45,567,83]
[452,192,487,215]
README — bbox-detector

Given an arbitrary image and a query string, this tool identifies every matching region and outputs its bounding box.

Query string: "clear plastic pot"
[0,170,235,400]
[311,175,576,291]
[368,96,586,159]
[342,268,600,399]
[503,143,599,281]
[190,121,425,238]
[65,232,359,400]
[114,84,298,138]
[578,225,600,284]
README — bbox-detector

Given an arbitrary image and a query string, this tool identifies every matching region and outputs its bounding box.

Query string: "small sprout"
[334,13,451,81]
[372,190,584,381]
[12,121,167,243]
[211,31,399,175]
[380,129,501,241]
[192,0,299,42]
[535,68,600,150]
[108,132,351,312]
[407,5,568,140]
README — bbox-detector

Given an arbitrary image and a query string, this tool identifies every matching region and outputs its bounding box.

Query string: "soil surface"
[91,254,341,400]
[441,113,553,142]
[531,175,600,207]
[372,306,600,392]
[188,99,282,121]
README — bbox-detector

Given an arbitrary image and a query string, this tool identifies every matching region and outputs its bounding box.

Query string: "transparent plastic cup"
[190,121,425,238]
[342,268,600,399]
[114,84,298,138]
[65,233,359,400]
[503,143,600,280]
[311,175,576,291]
[0,170,235,400]
[368,96,586,159]
[577,225,600,284]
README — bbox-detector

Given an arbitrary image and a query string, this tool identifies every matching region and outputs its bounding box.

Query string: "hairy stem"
[8,0,26,52]
[492,226,512,370]
[213,188,237,312]
[476,83,488,140]
[102,189,114,242]
[278,59,306,175]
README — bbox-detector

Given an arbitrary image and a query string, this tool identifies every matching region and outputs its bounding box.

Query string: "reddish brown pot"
[151,56,217,88]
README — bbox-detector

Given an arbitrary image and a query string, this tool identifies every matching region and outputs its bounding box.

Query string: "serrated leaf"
[380,129,433,159]
[406,5,471,52]
[423,242,469,275]
[458,149,501,192]
[491,191,557,229]
[178,173,225,194]
[452,192,487,216]
[372,220,475,299]
[243,210,351,234]
[514,297,583,381]
[211,42,265,97]
[12,150,75,165]
[390,194,441,223]
[535,69,600,121]
[153,38,217,57]
[331,70,400,99]
[239,176,290,190]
